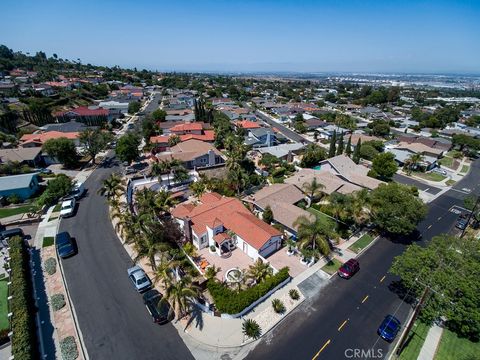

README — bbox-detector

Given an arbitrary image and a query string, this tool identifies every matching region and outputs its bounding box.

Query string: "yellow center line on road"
[362,295,369,303]
[427,225,432,229]
[312,339,331,360]
[338,319,348,331]
[380,275,386,283]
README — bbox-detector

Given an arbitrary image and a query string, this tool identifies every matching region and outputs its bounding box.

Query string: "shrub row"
[44,257,57,275]
[9,236,38,360]
[207,267,290,314]
[50,293,66,312]
[60,336,79,360]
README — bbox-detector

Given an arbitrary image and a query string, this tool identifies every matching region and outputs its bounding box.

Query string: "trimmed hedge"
[208,267,290,314]
[9,236,38,360]
[60,336,79,360]
[44,257,57,275]
[50,293,66,312]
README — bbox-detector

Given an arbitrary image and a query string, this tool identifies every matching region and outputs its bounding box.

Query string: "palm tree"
[133,220,171,270]
[168,134,181,147]
[154,189,177,217]
[154,255,183,289]
[242,319,262,340]
[247,259,273,284]
[328,193,350,223]
[292,216,333,257]
[162,275,200,321]
[204,265,222,280]
[189,181,206,198]
[98,173,125,200]
[407,153,424,173]
[172,165,190,185]
[302,177,325,205]
[350,190,371,226]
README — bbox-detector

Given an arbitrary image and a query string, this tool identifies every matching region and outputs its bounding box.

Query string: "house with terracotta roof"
[234,120,262,130]
[150,123,215,151]
[172,192,282,260]
[54,106,111,122]
[155,139,225,169]
[19,131,80,148]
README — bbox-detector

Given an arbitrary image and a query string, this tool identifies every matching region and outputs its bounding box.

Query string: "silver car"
[127,265,152,293]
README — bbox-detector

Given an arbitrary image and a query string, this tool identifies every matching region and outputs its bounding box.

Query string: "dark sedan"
[56,231,76,258]
[143,289,171,324]
[377,315,401,342]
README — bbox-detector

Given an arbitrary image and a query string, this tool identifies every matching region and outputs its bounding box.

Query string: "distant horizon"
[2,0,479,75]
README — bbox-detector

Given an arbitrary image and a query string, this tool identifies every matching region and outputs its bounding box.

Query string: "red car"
[337,259,360,279]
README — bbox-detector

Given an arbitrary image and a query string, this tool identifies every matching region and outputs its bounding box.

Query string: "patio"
[197,246,254,281]
[266,246,308,278]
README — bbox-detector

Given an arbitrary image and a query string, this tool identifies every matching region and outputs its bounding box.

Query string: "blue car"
[377,315,401,342]
[56,232,76,258]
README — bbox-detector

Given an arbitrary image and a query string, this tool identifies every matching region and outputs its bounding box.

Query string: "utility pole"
[396,286,430,355]
[460,194,480,238]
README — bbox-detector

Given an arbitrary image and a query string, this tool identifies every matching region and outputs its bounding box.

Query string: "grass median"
[348,233,375,254]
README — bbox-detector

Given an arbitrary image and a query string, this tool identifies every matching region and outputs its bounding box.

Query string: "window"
[201,236,207,244]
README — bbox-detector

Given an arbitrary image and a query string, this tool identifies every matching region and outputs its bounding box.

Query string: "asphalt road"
[393,173,442,195]
[247,160,480,360]
[255,110,311,144]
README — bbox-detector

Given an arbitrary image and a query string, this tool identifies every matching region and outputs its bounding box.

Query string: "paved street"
[58,92,193,360]
[255,110,311,143]
[246,160,480,360]
[393,173,442,195]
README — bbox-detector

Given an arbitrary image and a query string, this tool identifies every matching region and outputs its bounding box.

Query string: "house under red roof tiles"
[234,120,261,129]
[172,193,282,260]
[20,131,80,147]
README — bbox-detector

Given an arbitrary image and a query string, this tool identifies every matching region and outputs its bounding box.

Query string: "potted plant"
[209,245,216,254]
[299,248,313,265]
[286,238,296,256]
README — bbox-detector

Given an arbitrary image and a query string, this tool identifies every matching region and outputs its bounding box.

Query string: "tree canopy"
[371,152,398,181]
[42,137,78,168]
[79,129,113,164]
[116,133,141,164]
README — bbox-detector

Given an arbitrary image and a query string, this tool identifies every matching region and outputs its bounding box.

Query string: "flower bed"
[207,267,290,314]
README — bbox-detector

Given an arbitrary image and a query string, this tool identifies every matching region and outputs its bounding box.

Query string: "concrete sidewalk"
[417,324,443,360]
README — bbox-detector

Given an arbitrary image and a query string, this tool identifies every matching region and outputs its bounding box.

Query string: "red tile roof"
[170,123,203,132]
[55,106,109,117]
[234,120,261,129]
[20,131,79,144]
[150,130,215,144]
[172,193,280,250]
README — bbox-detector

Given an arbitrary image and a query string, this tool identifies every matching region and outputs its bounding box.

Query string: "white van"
[70,182,86,199]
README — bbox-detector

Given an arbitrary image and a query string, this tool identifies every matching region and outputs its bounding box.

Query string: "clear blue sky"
[1,0,479,73]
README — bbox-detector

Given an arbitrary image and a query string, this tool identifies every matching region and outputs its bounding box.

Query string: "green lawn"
[321,258,343,275]
[435,328,480,360]
[460,164,469,174]
[53,204,61,212]
[348,233,375,254]
[307,207,337,230]
[438,157,454,168]
[0,205,36,219]
[0,278,9,330]
[398,321,430,360]
[414,171,447,182]
[446,179,456,186]
[446,150,462,158]
[42,236,55,248]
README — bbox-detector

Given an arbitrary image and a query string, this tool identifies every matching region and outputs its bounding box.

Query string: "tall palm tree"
[98,173,125,200]
[408,153,424,173]
[133,220,171,270]
[302,177,325,205]
[154,255,183,289]
[172,165,190,185]
[189,180,206,198]
[154,189,177,217]
[204,264,222,280]
[246,259,273,284]
[162,275,200,321]
[350,190,371,226]
[293,215,333,257]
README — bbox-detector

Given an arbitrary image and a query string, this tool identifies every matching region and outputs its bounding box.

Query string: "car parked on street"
[455,218,468,230]
[56,231,76,258]
[70,182,86,200]
[127,265,152,293]
[337,258,360,279]
[377,315,401,342]
[143,289,172,324]
[60,198,76,218]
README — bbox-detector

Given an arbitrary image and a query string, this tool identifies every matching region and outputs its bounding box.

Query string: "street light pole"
[460,195,480,238]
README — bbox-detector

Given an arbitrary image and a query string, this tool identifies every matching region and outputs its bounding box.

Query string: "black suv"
[143,289,171,324]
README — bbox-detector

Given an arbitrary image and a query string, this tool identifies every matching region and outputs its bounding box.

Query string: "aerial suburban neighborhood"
[0,1,479,360]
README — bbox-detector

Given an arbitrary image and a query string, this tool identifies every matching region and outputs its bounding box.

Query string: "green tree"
[242,319,262,340]
[302,177,325,203]
[359,144,379,161]
[293,215,333,257]
[328,131,337,158]
[300,144,327,168]
[37,174,73,206]
[151,109,167,122]
[98,173,125,200]
[390,234,480,340]
[42,137,78,168]
[371,152,398,180]
[128,101,141,114]
[352,138,361,164]
[116,133,140,164]
[168,134,181,147]
[262,205,274,224]
[79,129,113,164]
[162,275,200,321]
[246,259,273,284]
[142,116,160,143]
[370,183,427,235]
[336,132,344,155]
[345,136,352,157]
[189,180,206,198]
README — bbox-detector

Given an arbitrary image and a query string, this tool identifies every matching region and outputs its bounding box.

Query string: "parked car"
[455,218,468,230]
[377,315,401,342]
[0,228,24,242]
[143,289,171,324]
[70,182,86,199]
[60,198,76,218]
[432,168,447,176]
[127,265,152,293]
[337,258,360,279]
[125,166,136,175]
[56,231,75,258]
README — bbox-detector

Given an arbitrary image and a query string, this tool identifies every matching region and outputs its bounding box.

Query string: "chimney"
[266,131,272,146]
[184,216,192,243]
[287,150,293,163]
[208,149,215,166]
